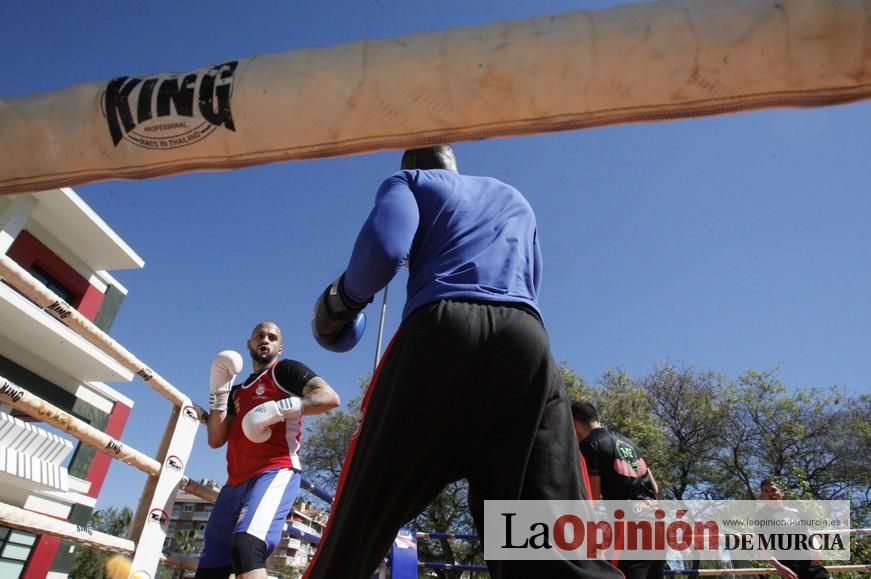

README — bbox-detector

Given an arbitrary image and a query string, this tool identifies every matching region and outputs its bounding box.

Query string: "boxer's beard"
[249,346,277,365]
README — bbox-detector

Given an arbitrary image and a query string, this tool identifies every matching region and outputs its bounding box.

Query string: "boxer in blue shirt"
[306,145,620,579]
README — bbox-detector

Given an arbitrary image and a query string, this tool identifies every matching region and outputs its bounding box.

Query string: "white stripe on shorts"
[246,468,294,541]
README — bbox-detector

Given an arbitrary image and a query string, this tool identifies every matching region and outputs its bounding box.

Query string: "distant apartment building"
[0,188,143,578]
[272,500,327,571]
[167,480,326,577]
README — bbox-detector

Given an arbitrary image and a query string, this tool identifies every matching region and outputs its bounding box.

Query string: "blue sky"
[2,1,869,511]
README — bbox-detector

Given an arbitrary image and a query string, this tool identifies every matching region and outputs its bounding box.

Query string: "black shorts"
[303,300,621,579]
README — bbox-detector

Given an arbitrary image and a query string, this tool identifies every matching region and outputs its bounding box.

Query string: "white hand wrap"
[240,396,304,443]
[208,350,243,412]
[276,396,304,420]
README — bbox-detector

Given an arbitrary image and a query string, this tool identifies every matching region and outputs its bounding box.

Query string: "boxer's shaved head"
[401,145,457,172]
[247,321,283,368]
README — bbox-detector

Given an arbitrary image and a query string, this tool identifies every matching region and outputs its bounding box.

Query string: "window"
[6,230,106,322]
[29,264,76,304]
[183,504,193,512]
[0,526,36,578]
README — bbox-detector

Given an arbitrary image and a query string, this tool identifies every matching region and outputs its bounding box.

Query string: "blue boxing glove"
[312,274,369,352]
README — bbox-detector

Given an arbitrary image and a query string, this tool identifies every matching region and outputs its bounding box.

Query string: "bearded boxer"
[307,145,621,579]
[196,321,339,579]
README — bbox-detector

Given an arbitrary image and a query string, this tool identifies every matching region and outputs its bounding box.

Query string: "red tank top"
[226,364,302,485]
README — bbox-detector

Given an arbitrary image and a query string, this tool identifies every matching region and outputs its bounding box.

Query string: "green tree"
[712,369,865,501]
[270,562,303,578]
[68,506,133,579]
[173,527,199,555]
[153,525,202,578]
[642,362,727,499]
[301,378,365,491]
[410,480,484,579]
[561,362,595,401]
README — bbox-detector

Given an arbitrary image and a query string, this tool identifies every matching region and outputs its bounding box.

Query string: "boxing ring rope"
[3,0,871,196]
[0,255,223,575]
[0,373,163,475]
[0,248,343,574]
[0,383,210,574]
[0,250,868,576]
[0,500,199,570]
[0,500,135,554]
[0,254,203,413]
[0,373,217,503]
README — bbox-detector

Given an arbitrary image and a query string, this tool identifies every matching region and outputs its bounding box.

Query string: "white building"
[0,188,143,578]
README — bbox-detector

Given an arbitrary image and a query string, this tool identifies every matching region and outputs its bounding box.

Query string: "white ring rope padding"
[1,0,870,195]
[0,374,160,474]
[0,499,134,554]
[0,499,199,570]
[0,374,216,504]
[0,254,203,415]
[180,477,219,504]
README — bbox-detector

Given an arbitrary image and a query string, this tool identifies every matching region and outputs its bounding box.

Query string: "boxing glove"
[312,274,369,353]
[241,396,304,443]
[209,350,243,412]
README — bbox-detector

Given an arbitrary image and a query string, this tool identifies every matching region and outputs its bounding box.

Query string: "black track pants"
[303,300,621,579]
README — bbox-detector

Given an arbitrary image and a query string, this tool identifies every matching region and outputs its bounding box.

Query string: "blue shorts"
[198,468,300,569]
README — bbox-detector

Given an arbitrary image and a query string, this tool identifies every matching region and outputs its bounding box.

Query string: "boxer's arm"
[207,408,233,448]
[300,376,340,416]
[274,360,339,416]
[343,172,419,303]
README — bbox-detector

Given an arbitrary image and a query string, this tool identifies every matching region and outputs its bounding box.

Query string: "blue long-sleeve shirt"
[343,169,542,320]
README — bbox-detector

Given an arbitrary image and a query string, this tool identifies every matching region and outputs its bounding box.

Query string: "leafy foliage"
[300,363,869,577]
[68,506,133,579]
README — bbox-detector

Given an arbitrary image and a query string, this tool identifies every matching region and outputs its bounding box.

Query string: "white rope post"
[129,400,200,578]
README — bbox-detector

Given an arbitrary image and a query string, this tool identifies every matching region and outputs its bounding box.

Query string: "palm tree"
[172,528,199,578]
